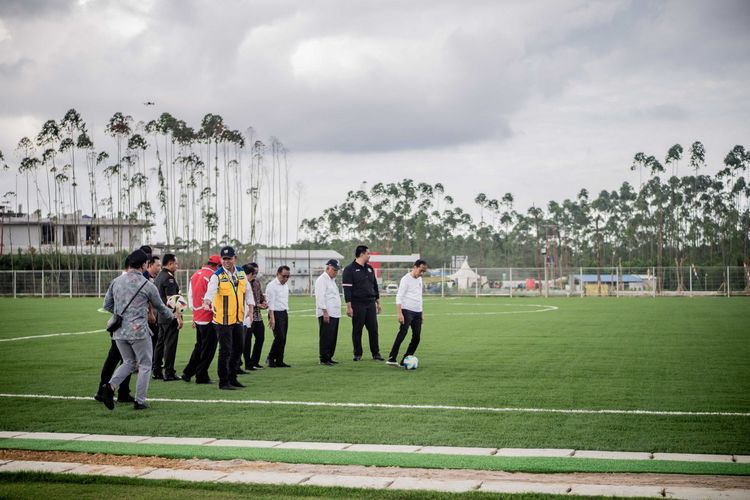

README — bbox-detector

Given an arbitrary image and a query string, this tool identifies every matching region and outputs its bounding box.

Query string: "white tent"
[449,259,487,289]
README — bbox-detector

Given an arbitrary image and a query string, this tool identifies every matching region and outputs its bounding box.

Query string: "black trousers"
[182,323,218,382]
[99,336,131,398]
[267,311,289,364]
[153,319,179,377]
[318,316,339,361]
[351,301,380,357]
[242,320,265,368]
[215,323,243,385]
[389,309,423,361]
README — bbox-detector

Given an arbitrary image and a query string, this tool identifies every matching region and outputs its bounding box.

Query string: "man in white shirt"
[387,259,428,366]
[265,265,291,367]
[315,259,342,366]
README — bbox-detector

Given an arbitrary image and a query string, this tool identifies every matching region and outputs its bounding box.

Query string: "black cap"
[127,249,149,268]
[326,259,340,270]
[220,246,236,258]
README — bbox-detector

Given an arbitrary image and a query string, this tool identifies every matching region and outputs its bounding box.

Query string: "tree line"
[299,142,750,275]
[1,108,298,270]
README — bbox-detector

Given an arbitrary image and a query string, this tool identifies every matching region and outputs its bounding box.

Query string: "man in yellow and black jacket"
[202,246,254,390]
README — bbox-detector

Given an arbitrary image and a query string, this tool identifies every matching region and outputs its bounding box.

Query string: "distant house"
[252,248,344,293]
[572,274,651,294]
[0,211,149,255]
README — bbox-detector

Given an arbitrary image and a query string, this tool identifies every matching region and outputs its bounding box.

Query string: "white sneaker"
[386,359,400,366]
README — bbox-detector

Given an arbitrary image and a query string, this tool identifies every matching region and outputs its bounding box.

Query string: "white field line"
[4,302,555,342]
[0,393,747,417]
[0,330,106,342]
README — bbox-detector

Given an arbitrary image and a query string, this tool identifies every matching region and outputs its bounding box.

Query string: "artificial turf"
[0,439,747,476]
[0,296,748,457]
[0,472,586,500]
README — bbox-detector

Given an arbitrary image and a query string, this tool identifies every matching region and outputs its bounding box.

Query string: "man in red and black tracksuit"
[181,255,221,384]
[342,245,384,361]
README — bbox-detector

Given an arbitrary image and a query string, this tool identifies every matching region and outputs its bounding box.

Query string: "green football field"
[0,295,748,459]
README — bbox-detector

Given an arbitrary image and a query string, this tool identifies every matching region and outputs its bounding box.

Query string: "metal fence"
[1,266,748,297]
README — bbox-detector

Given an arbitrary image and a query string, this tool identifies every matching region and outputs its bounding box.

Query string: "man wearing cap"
[202,246,254,390]
[315,259,342,365]
[153,253,183,381]
[97,249,177,410]
[181,255,221,384]
[342,245,384,361]
[265,266,291,367]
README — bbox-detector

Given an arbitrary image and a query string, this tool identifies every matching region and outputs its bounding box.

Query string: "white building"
[0,211,149,254]
[252,248,345,293]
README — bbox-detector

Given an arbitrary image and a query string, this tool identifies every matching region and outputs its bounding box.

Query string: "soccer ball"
[402,355,419,370]
[166,294,188,313]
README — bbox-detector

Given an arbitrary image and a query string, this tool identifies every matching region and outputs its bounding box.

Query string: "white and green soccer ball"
[402,355,419,370]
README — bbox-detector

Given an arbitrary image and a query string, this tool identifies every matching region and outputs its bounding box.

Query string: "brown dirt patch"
[2,449,748,490]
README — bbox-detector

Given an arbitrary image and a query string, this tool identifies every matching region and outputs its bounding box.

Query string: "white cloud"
[0,0,748,240]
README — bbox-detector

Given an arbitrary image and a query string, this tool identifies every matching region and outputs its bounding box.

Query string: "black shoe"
[277,362,291,368]
[236,368,248,375]
[329,359,339,364]
[246,365,257,371]
[267,361,277,367]
[386,358,400,366]
[352,355,362,361]
[180,374,191,383]
[195,378,213,385]
[319,360,334,366]
[219,384,236,390]
[133,401,150,410]
[117,394,136,403]
[152,373,163,380]
[252,364,264,370]
[97,383,114,410]
[372,354,385,361]
[163,374,179,382]
[229,380,245,388]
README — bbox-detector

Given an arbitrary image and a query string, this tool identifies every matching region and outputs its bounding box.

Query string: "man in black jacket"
[342,245,384,361]
[153,253,183,381]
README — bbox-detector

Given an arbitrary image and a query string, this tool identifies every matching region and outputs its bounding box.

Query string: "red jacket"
[191,266,215,324]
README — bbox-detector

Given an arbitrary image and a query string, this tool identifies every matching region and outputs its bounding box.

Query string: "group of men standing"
[96,243,427,410]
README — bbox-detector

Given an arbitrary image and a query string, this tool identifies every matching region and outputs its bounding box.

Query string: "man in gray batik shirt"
[98,249,178,410]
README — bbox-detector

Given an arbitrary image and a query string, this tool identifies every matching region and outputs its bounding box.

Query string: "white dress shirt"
[315,272,342,318]
[265,277,289,311]
[396,272,423,312]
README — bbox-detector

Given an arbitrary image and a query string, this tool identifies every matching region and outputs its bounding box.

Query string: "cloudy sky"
[1,0,749,241]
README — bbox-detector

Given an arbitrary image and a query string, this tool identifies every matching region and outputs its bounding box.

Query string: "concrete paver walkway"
[2,430,747,463]
[1,431,749,499]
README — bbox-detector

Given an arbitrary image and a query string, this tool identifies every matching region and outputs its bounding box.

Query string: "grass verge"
[1,439,748,476]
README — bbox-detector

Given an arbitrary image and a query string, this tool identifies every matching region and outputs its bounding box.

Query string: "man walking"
[342,245,384,361]
[387,259,427,366]
[241,262,267,371]
[153,254,183,381]
[315,259,342,365]
[181,254,221,384]
[97,249,177,410]
[265,266,291,367]
[202,246,254,390]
